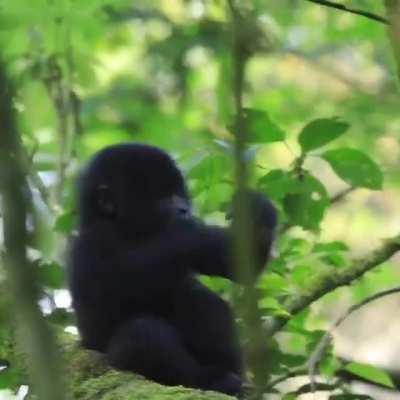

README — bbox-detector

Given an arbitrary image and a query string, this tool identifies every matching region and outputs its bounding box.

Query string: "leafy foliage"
[322,148,384,190]
[0,0,399,399]
[299,118,349,153]
[241,108,286,143]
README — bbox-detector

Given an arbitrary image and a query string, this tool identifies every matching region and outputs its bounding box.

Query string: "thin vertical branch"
[42,16,81,210]
[384,0,400,79]
[227,1,272,397]
[0,60,67,400]
[42,56,70,208]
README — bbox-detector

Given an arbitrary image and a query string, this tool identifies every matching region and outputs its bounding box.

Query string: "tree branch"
[0,59,67,400]
[1,330,233,400]
[228,1,271,397]
[330,187,355,204]
[266,234,400,336]
[384,0,400,79]
[308,286,400,390]
[305,0,389,24]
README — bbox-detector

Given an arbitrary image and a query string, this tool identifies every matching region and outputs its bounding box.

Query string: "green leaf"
[344,362,395,389]
[282,395,296,400]
[196,183,232,214]
[241,108,285,143]
[291,264,314,286]
[199,276,232,294]
[0,368,19,390]
[37,262,64,289]
[187,154,228,181]
[46,308,74,325]
[305,330,327,352]
[313,241,349,253]
[329,394,373,400]
[281,238,312,257]
[283,173,329,230]
[258,169,298,200]
[54,211,77,234]
[279,353,307,368]
[259,297,291,318]
[322,148,383,189]
[321,253,346,268]
[313,241,349,268]
[320,355,342,377]
[258,273,289,297]
[299,118,349,152]
[285,310,311,333]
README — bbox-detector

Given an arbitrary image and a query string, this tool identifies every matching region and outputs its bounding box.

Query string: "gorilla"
[68,143,277,395]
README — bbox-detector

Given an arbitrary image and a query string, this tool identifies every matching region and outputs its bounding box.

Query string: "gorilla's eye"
[177,205,189,217]
[96,184,116,217]
[160,195,191,219]
[171,195,191,218]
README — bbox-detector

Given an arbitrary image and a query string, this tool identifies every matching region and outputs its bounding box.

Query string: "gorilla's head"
[78,143,191,238]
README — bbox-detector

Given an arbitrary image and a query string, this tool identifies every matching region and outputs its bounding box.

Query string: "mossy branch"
[2,330,234,400]
[266,234,400,335]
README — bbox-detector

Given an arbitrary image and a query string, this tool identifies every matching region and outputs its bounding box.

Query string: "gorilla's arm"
[116,217,275,296]
[73,194,276,302]
[189,222,275,281]
[172,190,278,281]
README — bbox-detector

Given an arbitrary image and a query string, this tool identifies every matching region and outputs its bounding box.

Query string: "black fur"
[68,143,277,395]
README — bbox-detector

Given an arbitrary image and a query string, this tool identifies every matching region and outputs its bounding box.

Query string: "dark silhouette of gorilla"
[68,143,277,396]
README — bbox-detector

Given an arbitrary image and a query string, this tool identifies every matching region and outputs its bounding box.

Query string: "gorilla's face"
[79,143,191,238]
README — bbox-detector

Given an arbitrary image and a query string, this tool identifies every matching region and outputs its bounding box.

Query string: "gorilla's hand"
[228,190,278,277]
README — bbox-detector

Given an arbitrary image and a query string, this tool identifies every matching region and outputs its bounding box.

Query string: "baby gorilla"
[68,143,277,395]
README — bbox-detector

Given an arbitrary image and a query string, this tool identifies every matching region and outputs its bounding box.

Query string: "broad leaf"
[0,368,19,390]
[258,273,289,297]
[344,362,394,389]
[313,241,348,253]
[37,261,64,289]
[283,173,329,230]
[258,169,298,200]
[322,148,383,189]
[299,118,349,152]
[241,108,285,143]
[188,154,228,181]
[54,211,77,234]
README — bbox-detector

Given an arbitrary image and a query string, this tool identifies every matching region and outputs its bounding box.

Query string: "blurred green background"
[1,0,400,399]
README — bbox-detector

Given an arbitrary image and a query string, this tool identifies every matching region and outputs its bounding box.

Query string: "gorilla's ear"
[95,184,116,217]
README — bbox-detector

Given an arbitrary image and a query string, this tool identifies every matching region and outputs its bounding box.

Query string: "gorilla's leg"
[172,277,243,376]
[106,317,202,387]
[106,316,241,395]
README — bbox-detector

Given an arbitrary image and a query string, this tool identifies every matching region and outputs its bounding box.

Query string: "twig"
[384,0,400,79]
[330,187,355,204]
[266,366,308,390]
[293,382,339,394]
[42,21,81,210]
[282,48,377,95]
[228,1,272,397]
[265,234,400,336]
[42,56,69,207]
[308,331,334,391]
[308,286,400,390]
[19,146,53,210]
[305,0,389,25]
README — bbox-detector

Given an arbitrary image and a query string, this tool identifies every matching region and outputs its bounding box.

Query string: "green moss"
[75,370,233,400]
[3,330,235,400]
